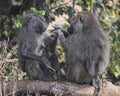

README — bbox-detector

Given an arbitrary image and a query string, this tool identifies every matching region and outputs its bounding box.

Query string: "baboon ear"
[80,16,87,27]
[80,16,84,23]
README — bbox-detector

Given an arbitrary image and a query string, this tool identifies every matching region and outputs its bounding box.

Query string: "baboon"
[55,11,110,95]
[18,14,61,81]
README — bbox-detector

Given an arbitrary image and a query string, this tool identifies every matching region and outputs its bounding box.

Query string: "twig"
[73,0,76,8]
[0,59,18,64]
[49,0,72,10]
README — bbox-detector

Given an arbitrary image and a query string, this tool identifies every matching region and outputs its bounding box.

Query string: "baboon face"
[22,14,48,34]
[75,11,99,29]
[67,16,83,34]
[68,11,99,34]
[73,17,83,33]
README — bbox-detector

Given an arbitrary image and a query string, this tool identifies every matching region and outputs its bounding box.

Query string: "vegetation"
[0,0,120,84]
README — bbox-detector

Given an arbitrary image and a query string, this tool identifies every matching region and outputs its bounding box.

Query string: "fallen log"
[0,80,120,96]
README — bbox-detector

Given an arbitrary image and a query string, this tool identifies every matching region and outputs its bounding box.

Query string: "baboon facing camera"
[55,11,110,95]
[18,14,61,81]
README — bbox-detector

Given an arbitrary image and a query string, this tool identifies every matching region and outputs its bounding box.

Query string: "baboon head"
[22,14,48,34]
[67,11,101,34]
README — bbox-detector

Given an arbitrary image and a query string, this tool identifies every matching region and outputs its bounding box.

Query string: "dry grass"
[0,38,27,93]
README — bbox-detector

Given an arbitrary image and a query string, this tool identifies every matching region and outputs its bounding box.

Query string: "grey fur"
[18,14,61,80]
[55,11,110,84]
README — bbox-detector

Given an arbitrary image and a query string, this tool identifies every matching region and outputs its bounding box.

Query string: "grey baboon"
[18,14,61,81]
[54,11,110,95]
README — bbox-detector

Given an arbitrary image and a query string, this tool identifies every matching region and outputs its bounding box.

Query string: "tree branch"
[1,80,120,96]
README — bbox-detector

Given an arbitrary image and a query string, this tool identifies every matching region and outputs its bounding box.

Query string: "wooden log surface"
[0,80,120,96]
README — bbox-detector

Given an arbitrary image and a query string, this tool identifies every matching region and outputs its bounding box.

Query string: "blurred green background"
[0,0,120,84]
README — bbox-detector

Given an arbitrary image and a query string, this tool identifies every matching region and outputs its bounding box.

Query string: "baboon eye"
[28,15,32,20]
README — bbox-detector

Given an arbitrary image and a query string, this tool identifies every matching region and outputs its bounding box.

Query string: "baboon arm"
[51,36,58,52]
[21,45,55,71]
[98,53,110,75]
[41,57,56,71]
[59,30,66,40]
[57,30,68,49]
[55,29,66,42]
[54,24,66,41]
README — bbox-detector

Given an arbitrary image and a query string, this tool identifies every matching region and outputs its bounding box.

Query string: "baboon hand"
[54,24,62,30]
